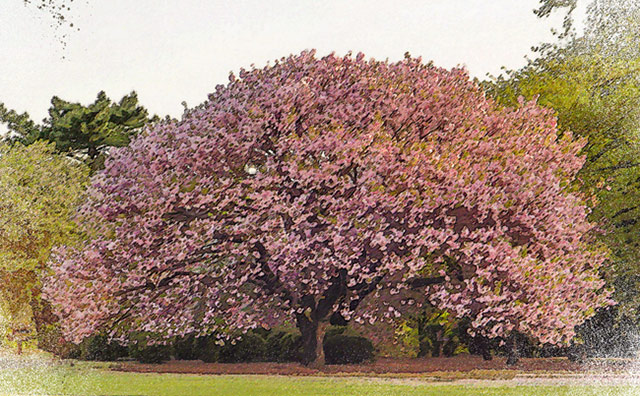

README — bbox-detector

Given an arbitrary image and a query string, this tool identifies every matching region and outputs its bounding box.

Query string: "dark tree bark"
[87,145,99,160]
[471,335,493,361]
[295,273,450,365]
[297,314,320,366]
[506,332,519,366]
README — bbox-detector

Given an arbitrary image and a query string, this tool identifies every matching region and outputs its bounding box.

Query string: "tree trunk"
[474,336,492,361]
[297,315,329,367]
[506,332,519,366]
[298,316,318,366]
[481,345,492,361]
[310,321,329,368]
[436,330,444,357]
[88,145,99,160]
[295,274,347,366]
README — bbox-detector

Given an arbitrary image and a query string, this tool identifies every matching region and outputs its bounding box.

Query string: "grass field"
[0,363,639,396]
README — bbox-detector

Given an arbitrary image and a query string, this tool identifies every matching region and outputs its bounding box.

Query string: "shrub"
[574,306,639,358]
[193,328,302,363]
[323,334,374,364]
[61,343,83,360]
[195,335,222,363]
[324,325,347,339]
[323,327,374,365]
[218,331,267,363]
[173,333,199,360]
[128,342,172,364]
[82,334,128,361]
[265,330,303,362]
[416,309,467,358]
[127,333,172,364]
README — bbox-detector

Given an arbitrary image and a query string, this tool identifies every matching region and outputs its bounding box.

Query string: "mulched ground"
[111,355,607,376]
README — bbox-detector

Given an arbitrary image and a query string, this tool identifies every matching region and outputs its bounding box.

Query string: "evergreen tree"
[1,91,155,171]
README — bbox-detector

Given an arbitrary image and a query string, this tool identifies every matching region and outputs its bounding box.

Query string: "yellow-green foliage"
[484,34,640,309]
[0,141,89,340]
[394,321,420,358]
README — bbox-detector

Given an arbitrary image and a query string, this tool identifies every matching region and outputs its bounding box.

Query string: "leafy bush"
[129,343,172,364]
[82,334,128,361]
[325,325,347,339]
[218,331,267,363]
[493,332,538,359]
[127,333,172,364]
[574,306,639,358]
[61,343,83,360]
[323,334,374,364]
[393,321,420,358]
[195,334,222,363]
[416,309,467,358]
[31,300,67,356]
[265,330,303,362]
[128,342,172,364]
[173,333,199,360]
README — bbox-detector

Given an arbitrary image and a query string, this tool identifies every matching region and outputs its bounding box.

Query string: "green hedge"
[68,326,374,365]
[191,327,374,364]
[218,332,267,363]
[173,333,199,360]
[195,335,222,363]
[127,333,172,364]
[265,330,303,362]
[77,334,128,362]
[323,333,374,364]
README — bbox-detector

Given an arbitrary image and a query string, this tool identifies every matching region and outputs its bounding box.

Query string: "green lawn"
[0,363,637,396]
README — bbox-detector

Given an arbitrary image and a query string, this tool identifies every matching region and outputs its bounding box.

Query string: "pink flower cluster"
[45,50,611,346]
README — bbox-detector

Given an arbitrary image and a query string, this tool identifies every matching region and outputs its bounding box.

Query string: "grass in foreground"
[0,362,637,396]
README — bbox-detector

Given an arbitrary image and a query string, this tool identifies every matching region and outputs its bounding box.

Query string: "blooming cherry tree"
[46,51,611,365]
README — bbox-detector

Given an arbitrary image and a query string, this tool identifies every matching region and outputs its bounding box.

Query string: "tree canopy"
[534,0,577,38]
[1,91,154,171]
[485,0,640,310]
[46,51,611,365]
[0,141,89,348]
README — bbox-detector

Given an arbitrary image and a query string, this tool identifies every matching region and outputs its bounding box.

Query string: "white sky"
[0,0,587,122]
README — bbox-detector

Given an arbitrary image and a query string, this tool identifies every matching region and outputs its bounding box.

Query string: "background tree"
[46,51,611,366]
[1,91,154,171]
[534,0,578,39]
[484,0,640,313]
[0,141,89,353]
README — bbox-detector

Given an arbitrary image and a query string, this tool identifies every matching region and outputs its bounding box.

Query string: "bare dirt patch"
[110,355,599,378]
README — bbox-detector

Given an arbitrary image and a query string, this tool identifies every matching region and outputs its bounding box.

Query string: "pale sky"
[0,0,587,122]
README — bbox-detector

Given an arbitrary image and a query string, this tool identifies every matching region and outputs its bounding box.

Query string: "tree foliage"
[0,141,89,344]
[484,1,640,309]
[1,91,153,171]
[46,51,611,365]
[534,0,578,39]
